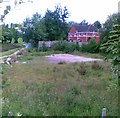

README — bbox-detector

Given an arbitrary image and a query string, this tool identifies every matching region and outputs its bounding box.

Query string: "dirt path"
[46,54,103,63]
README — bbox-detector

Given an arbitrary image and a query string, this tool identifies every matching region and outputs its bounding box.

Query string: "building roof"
[74,25,98,32]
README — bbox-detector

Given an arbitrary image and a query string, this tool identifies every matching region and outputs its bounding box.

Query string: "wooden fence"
[38,41,86,48]
[38,41,58,48]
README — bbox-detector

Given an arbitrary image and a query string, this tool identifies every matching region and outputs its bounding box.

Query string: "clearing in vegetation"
[46,54,102,64]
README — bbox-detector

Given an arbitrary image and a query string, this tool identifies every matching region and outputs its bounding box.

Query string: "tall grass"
[2,55,118,116]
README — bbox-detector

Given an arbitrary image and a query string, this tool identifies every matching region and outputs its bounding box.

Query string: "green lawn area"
[1,51,119,116]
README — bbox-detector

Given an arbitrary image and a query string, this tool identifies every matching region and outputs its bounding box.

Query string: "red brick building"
[68,25,100,43]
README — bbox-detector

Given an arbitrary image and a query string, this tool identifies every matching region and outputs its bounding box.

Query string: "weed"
[107,79,118,91]
[75,63,87,75]
[68,86,81,95]
[18,56,33,61]
[52,41,80,53]
[91,61,103,70]
[53,66,57,72]
[58,61,66,64]
[80,40,100,53]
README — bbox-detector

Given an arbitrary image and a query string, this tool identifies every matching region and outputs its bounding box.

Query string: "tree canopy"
[20,5,69,44]
[101,24,120,79]
[21,13,47,45]
[44,5,69,41]
[99,13,120,44]
[2,24,19,43]
[93,21,101,29]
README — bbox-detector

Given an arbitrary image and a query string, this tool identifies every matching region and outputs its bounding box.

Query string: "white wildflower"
[17,112,22,116]
[8,112,13,116]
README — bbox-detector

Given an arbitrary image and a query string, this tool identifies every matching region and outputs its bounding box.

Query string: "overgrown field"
[1,52,119,116]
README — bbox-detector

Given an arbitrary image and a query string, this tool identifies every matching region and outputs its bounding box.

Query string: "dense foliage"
[0,26,2,41]
[80,39,100,53]
[21,5,69,45]
[101,24,120,79]
[99,13,119,45]
[52,41,79,53]
[100,12,120,79]
[44,6,69,41]
[2,24,20,43]
[93,21,101,29]
[21,13,46,46]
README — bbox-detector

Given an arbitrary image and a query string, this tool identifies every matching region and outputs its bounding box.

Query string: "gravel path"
[46,54,103,64]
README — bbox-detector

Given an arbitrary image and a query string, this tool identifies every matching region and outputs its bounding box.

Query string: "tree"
[2,24,19,43]
[79,20,89,26]
[0,26,2,42]
[21,13,47,45]
[93,21,101,29]
[14,0,17,6]
[100,13,119,45]
[0,0,3,3]
[6,5,11,11]
[101,24,120,115]
[4,9,9,16]
[101,24,120,79]
[21,6,69,45]
[68,21,79,28]
[1,5,11,22]
[44,5,69,41]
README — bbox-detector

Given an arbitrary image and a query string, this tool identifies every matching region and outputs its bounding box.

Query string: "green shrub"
[52,41,66,51]
[41,42,48,52]
[52,41,80,53]
[68,86,81,95]
[74,63,87,75]
[38,42,48,52]
[107,79,118,91]
[91,61,103,70]
[65,42,79,53]
[80,40,100,53]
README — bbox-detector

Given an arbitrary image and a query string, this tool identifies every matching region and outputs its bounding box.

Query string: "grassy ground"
[0,43,21,56]
[1,48,19,56]
[1,51,119,116]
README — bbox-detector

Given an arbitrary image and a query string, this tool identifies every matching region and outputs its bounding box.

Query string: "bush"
[91,61,103,70]
[52,41,80,53]
[38,42,48,52]
[80,40,100,53]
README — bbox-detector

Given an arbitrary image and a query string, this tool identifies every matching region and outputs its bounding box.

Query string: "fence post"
[101,108,107,118]
[8,112,13,118]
